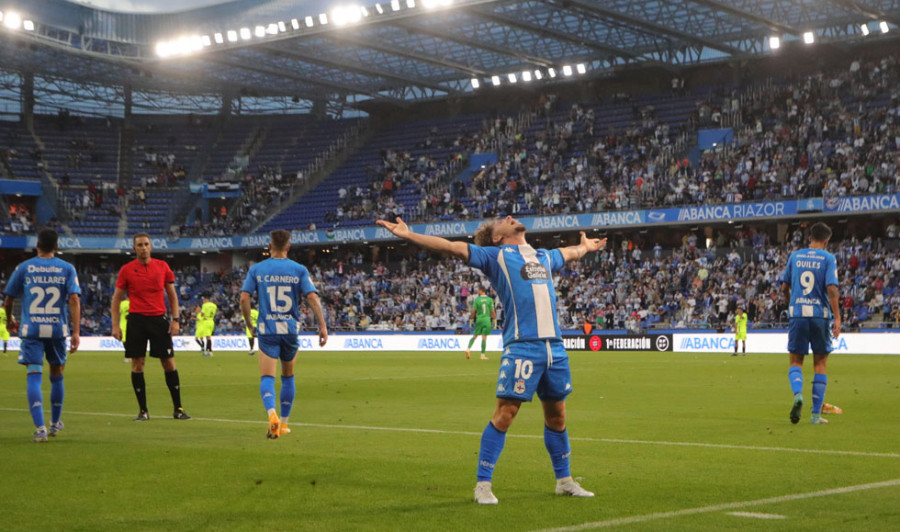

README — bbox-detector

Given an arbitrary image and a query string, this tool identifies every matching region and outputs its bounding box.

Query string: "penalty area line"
[528,478,900,532]
[1,407,899,459]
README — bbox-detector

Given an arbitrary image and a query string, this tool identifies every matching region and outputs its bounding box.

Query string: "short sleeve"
[163,261,175,284]
[779,253,793,285]
[241,266,257,294]
[299,267,318,296]
[467,244,498,275]
[3,265,23,297]
[115,265,129,290]
[66,264,82,296]
[825,253,839,286]
[545,248,565,273]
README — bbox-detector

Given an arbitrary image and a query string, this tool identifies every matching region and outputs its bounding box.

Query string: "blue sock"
[811,374,827,414]
[544,426,572,479]
[49,374,64,424]
[280,376,295,419]
[260,376,277,412]
[788,366,803,396]
[476,422,507,482]
[26,372,45,428]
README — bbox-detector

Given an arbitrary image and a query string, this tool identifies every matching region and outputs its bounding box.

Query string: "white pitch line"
[0,407,898,460]
[529,478,900,532]
[727,511,787,519]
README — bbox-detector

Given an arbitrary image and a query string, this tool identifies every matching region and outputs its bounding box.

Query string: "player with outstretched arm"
[377,215,606,505]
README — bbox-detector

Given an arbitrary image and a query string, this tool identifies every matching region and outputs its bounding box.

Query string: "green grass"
[1,349,899,531]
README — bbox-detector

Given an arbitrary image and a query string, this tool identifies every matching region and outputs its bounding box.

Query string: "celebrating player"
[465,286,495,360]
[377,215,605,504]
[241,229,328,439]
[780,222,841,425]
[2,229,81,442]
[732,308,747,356]
[111,233,190,421]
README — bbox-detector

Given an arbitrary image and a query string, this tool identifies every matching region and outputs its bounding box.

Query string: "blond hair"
[474,221,497,247]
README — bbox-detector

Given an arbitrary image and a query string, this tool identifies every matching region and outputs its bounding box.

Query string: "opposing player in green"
[195,294,217,357]
[120,296,130,363]
[465,286,496,360]
[732,307,747,356]
[246,307,259,356]
[0,306,10,353]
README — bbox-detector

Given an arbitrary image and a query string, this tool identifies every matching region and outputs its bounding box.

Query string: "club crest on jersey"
[514,379,526,394]
[521,261,549,281]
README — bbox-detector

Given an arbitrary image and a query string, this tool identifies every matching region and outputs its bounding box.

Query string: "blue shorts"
[258,335,300,362]
[787,318,832,355]
[17,338,67,367]
[496,340,572,402]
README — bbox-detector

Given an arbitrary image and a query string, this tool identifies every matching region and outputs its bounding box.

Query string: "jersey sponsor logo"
[417,337,461,350]
[27,265,64,274]
[343,337,384,349]
[520,261,549,281]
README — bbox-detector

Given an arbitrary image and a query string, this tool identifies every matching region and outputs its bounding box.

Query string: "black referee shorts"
[124,314,174,359]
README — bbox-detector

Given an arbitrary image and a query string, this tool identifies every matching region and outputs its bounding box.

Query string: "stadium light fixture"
[470,78,480,89]
[240,27,251,40]
[534,69,543,80]
[266,23,278,35]
[201,35,212,46]
[576,63,586,74]
[522,70,532,82]
[360,6,370,17]
[860,23,870,36]
[291,18,300,30]
[375,3,384,14]
[319,13,329,25]
[562,65,573,76]
[255,26,266,37]
[155,42,171,58]
[391,0,401,11]
[422,0,438,8]
[333,6,362,26]
[214,32,224,43]
[227,30,238,42]
[277,21,286,32]
[507,73,517,83]
[407,0,416,8]
[3,11,21,30]
[305,16,315,27]
[23,19,34,31]
[548,67,556,78]
[802,31,815,44]
[491,75,501,86]
[880,21,889,33]
[768,35,780,49]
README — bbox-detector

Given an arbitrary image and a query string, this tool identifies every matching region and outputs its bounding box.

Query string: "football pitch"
[1,348,898,531]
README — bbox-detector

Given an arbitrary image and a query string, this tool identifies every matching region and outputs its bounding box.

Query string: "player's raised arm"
[376,217,469,262]
[559,231,607,263]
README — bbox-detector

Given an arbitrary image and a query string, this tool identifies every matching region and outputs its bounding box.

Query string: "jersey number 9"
[800,271,815,295]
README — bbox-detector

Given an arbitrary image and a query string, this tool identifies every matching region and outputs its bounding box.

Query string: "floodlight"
[201,35,212,46]
[534,69,543,80]
[470,78,480,89]
[361,6,370,17]
[266,23,278,35]
[548,68,557,78]
[319,13,329,25]
[255,26,266,38]
[768,36,780,49]
[333,6,362,26]
[491,75,501,86]
[227,30,238,42]
[375,3,384,14]
[407,0,416,8]
[507,73,517,83]
[155,42,171,58]
[802,31,814,44]
[522,70,532,82]
[391,0,401,11]
[278,21,286,32]
[3,11,21,29]
[562,65,573,76]
[880,21,889,33]
[305,16,315,27]
[23,19,34,31]
[860,23,869,36]
[576,63,586,74]
[240,27,251,40]
[214,32,224,43]
[422,0,438,8]
[291,18,300,30]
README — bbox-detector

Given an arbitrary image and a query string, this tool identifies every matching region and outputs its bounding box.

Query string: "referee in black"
[111,233,190,420]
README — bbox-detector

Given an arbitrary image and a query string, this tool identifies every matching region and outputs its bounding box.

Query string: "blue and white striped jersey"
[241,258,317,336]
[467,243,565,346]
[3,256,81,339]
[780,248,839,319]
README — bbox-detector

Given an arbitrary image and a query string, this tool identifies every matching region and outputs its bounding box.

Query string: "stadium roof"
[1,0,898,114]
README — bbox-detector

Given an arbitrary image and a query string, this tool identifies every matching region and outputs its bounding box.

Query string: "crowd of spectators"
[57,223,900,337]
